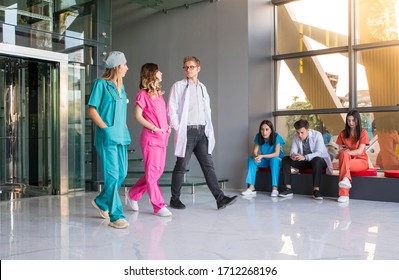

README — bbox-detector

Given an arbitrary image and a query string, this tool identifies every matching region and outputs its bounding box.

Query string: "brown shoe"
[109,218,129,229]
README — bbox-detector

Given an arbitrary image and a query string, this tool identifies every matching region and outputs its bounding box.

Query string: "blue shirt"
[254,132,285,158]
[323,132,332,145]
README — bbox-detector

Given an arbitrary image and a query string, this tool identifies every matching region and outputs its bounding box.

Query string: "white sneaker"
[241,188,256,196]
[271,190,279,197]
[127,199,139,211]
[155,207,172,217]
[338,177,352,189]
[337,196,350,203]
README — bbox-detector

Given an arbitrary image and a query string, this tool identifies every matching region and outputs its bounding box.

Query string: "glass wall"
[355,0,399,44]
[0,1,111,62]
[68,64,85,191]
[276,53,349,111]
[275,0,348,55]
[273,0,399,171]
[356,46,399,108]
[0,1,112,193]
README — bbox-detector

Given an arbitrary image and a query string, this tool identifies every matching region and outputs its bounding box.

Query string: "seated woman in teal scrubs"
[88,51,131,229]
[241,120,285,197]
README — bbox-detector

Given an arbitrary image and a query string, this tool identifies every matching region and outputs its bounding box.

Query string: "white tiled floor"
[1,187,399,260]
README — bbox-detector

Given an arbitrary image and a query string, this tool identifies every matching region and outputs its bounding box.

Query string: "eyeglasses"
[182,65,197,70]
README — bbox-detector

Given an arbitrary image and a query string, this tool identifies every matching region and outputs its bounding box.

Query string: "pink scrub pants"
[128,140,167,213]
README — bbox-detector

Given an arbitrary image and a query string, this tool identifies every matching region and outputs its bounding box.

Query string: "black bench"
[255,168,399,203]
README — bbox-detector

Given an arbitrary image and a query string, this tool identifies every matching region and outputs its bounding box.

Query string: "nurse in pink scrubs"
[127,63,172,217]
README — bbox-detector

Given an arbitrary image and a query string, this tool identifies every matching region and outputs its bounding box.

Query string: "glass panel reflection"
[277,53,349,110]
[0,55,55,199]
[0,0,111,64]
[372,112,399,170]
[355,0,399,44]
[276,0,348,54]
[356,46,399,107]
[68,64,85,190]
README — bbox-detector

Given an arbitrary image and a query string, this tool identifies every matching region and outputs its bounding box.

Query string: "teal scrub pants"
[94,142,128,222]
[246,156,281,187]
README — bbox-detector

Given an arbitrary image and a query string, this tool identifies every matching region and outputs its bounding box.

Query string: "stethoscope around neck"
[185,79,205,101]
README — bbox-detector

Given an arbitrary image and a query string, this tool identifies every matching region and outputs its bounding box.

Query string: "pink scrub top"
[135,89,169,147]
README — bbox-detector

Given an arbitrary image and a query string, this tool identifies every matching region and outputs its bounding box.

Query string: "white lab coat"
[167,79,215,157]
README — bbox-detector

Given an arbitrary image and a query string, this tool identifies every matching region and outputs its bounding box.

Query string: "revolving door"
[0,55,58,199]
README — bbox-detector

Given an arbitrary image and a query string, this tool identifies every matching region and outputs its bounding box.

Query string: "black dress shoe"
[169,199,186,209]
[217,195,238,210]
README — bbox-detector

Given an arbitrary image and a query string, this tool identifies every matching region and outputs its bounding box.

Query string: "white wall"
[112,0,274,189]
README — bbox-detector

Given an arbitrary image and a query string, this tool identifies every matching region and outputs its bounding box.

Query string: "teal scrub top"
[254,132,285,158]
[88,79,131,147]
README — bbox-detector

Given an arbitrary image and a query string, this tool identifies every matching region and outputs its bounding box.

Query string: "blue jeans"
[246,156,282,187]
[171,126,224,202]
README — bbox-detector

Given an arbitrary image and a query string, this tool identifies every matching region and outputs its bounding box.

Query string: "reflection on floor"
[1,186,399,260]
[0,183,51,201]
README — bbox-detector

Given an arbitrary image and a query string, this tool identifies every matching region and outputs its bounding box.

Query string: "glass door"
[0,55,56,199]
[68,64,85,191]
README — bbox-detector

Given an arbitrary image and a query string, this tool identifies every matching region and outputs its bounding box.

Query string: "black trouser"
[171,126,224,202]
[282,156,327,188]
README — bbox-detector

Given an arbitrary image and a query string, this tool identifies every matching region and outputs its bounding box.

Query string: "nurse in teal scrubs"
[88,51,131,229]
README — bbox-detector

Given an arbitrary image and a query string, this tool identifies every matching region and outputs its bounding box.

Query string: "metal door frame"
[0,43,69,194]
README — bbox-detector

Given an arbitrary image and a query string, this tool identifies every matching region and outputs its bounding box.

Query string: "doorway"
[0,55,58,200]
